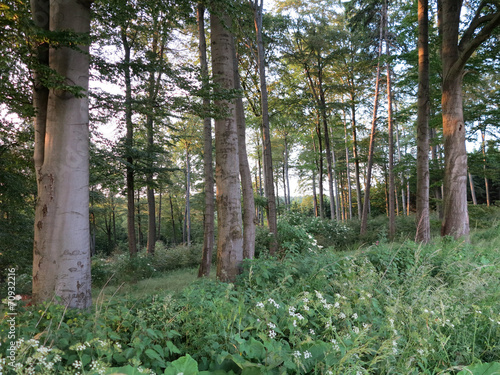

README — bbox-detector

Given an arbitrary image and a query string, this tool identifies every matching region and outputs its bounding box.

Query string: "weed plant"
[1,217,500,374]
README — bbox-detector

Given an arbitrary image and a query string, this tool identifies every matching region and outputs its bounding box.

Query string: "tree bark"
[350,95,363,218]
[32,0,92,309]
[185,148,191,246]
[211,12,244,282]
[468,172,477,205]
[198,3,214,277]
[416,0,431,242]
[385,7,396,239]
[233,43,256,260]
[439,0,500,238]
[360,8,384,236]
[481,130,490,206]
[121,27,138,256]
[252,0,278,255]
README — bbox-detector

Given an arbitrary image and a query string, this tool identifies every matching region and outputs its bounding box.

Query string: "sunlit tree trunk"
[211,11,244,282]
[32,0,92,309]
[468,172,477,205]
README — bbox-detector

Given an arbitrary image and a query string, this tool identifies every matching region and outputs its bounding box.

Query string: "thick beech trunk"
[32,0,92,309]
[211,12,244,282]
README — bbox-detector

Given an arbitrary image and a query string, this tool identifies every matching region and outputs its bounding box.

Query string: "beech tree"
[211,10,244,282]
[439,0,500,238]
[32,0,93,308]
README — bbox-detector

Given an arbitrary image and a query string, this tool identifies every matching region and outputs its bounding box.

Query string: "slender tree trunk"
[112,195,117,246]
[482,130,490,206]
[234,42,256,260]
[169,194,176,245]
[137,189,143,249]
[386,9,396,239]
[315,120,325,218]
[416,0,431,242]
[468,172,477,205]
[350,95,363,218]
[360,8,384,236]
[211,11,244,281]
[343,109,353,219]
[121,27,138,256]
[252,0,278,255]
[332,148,340,220]
[198,3,214,277]
[185,148,191,246]
[157,185,162,240]
[312,169,318,217]
[285,136,291,206]
[32,0,92,309]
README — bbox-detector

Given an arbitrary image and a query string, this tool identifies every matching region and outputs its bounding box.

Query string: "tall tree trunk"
[416,0,431,242]
[198,3,214,277]
[211,11,244,282]
[32,0,92,309]
[169,194,176,245]
[360,8,384,236]
[439,0,500,237]
[343,108,353,220]
[312,169,318,217]
[157,184,162,240]
[305,65,335,220]
[252,0,278,255]
[234,42,256,260]
[285,135,291,206]
[121,27,138,256]
[185,148,191,246]
[385,7,396,239]
[482,130,490,206]
[313,129,325,218]
[350,95,363,218]
[137,189,143,249]
[468,172,477,205]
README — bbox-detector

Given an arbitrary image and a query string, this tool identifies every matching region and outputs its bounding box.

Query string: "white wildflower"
[257,302,265,308]
[304,351,312,359]
[73,360,82,369]
[339,312,346,319]
[293,350,301,358]
[352,313,358,320]
[268,330,277,339]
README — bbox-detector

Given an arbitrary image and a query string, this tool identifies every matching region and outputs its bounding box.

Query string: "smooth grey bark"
[233,43,256,260]
[198,3,214,277]
[416,0,431,243]
[32,0,92,309]
[211,12,244,282]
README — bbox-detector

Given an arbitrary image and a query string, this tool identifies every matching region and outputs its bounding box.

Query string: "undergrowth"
[1,214,500,374]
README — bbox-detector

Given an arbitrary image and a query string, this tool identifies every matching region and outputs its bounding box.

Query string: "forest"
[0,0,500,374]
